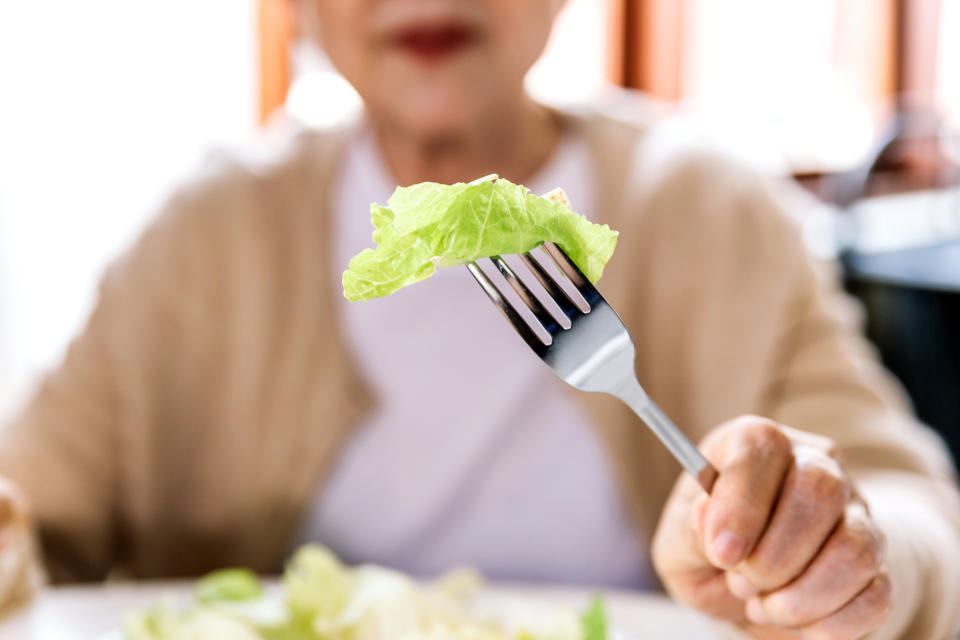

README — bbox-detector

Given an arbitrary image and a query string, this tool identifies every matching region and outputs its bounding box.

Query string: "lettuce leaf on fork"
[342,175,619,302]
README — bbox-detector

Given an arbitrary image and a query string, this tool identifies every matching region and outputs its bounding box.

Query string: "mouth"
[391,21,480,62]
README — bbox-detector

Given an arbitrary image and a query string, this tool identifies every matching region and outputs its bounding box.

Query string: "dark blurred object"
[845,253,960,465]
[825,104,959,206]
[828,106,960,464]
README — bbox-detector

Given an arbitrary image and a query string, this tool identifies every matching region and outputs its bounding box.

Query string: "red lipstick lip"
[391,21,478,61]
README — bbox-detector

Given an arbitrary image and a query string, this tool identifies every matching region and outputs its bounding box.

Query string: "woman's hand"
[652,416,891,640]
[0,476,35,604]
[0,475,29,540]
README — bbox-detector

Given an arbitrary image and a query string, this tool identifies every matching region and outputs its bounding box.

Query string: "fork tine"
[467,261,548,354]
[519,252,585,319]
[489,256,563,335]
[541,242,600,304]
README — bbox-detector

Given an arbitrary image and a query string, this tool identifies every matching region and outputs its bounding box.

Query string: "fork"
[466,242,718,493]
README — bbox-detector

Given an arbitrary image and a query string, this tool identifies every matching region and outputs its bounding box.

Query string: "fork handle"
[618,380,718,493]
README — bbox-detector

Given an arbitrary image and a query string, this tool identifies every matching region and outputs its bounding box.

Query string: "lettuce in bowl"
[123,545,610,640]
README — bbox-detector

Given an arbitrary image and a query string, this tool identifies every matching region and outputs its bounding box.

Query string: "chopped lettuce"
[124,545,609,640]
[283,545,352,636]
[123,601,265,640]
[196,569,263,604]
[342,176,619,301]
[579,597,608,640]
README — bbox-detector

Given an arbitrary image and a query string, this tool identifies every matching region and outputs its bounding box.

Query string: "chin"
[374,72,497,139]
[399,102,482,139]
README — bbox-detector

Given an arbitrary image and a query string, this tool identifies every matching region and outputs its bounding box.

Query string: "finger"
[665,567,748,622]
[725,570,761,600]
[746,502,884,628]
[703,418,793,568]
[734,447,849,593]
[653,473,713,576]
[795,573,892,640]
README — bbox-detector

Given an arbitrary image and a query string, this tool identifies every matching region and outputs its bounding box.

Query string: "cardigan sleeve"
[0,173,221,590]
[756,183,960,639]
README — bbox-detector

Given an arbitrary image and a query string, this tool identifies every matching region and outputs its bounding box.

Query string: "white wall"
[0,1,258,418]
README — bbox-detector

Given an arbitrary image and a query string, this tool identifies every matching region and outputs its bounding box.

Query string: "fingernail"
[746,598,769,626]
[712,530,747,566]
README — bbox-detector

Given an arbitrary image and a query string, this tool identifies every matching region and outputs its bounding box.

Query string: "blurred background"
[0,0,958,458]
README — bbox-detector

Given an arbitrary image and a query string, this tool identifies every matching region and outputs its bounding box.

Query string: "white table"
[0,582,725,640]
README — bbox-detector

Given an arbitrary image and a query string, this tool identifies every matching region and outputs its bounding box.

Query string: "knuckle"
[853,538,883,577]
[805,574,895,640]
[838,525,884,576]
[737,554,796,594]
[822,438,841,460]
[794,462,847,508]
[742,421,791,460]
[867,573,894,615]
[731,415,774,430]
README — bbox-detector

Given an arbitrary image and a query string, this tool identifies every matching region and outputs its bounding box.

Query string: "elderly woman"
[1,2,958,638]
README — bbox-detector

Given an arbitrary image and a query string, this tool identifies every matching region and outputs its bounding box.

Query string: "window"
[939,0,960,130]
[525,0,612,107]
[681,0,890,173]
[608,0,956,178]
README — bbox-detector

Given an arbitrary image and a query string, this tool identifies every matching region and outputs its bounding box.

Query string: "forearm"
[858,471,960,639]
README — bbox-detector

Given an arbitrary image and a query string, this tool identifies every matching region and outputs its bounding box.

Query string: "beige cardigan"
[1,109,959,637]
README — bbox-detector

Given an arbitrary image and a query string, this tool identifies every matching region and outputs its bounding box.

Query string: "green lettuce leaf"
[123,602,264,640]
[342,176,619,301]
[283,545,352,633]
[580,596,608,640]
[195,568,263,604]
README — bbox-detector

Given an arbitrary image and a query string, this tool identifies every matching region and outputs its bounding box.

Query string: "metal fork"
[467,242,718,493]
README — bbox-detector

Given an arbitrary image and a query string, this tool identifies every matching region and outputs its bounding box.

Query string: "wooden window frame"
[258,0,292,124]
[607,0,686,101]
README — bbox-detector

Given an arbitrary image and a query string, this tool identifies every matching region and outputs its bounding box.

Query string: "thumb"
[692,492,709,537]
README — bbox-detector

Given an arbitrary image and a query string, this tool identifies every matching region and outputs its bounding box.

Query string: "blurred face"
[312,0,561,138]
